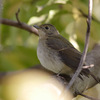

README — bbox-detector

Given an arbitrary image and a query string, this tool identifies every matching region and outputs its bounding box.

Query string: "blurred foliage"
[0,0,100,100]
[0,0,100,71]
[0,0,100,72]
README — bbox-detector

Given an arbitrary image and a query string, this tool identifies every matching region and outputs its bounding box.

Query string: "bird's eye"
[45,26,49,30]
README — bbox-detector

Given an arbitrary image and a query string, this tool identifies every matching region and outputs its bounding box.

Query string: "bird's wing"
[46,35,82,70]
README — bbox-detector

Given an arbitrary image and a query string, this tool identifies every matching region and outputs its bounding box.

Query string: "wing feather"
[46,35,82,70]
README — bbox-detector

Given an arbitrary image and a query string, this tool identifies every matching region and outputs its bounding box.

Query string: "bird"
[33,24,84,76]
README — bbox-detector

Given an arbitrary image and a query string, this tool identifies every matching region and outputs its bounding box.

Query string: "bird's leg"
[83,64,94,69]
[56,68,64,77]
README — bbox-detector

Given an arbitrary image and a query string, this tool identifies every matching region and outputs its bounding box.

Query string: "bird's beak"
[33,25,40,29]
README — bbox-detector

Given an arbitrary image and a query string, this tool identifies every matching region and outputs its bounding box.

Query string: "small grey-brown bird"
[34,24,83,76]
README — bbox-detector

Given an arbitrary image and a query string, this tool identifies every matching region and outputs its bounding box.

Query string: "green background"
[1,0,100,71]
[0,0,100,99]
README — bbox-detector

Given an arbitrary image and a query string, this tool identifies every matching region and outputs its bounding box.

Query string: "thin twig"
[0,18,38,35]
[79,9,99,23]
[0,9,38,35]
[67,0,93,89]
[15,8,21,24]
[79,93,100,100]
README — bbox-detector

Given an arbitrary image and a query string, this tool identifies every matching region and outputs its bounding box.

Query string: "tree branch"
[67,0,93,89]
[70,43,100,97]
[0,18,38,36]
[79,93,100,100]
[79,9,99,23]
[15,8,21,24]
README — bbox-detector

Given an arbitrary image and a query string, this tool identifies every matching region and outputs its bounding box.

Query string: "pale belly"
[37,41,72,74]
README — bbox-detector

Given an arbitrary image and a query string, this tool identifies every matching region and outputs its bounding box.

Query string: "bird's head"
[33,24,59,38]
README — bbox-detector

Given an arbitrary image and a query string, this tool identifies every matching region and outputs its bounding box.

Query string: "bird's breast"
[37,39,72,74]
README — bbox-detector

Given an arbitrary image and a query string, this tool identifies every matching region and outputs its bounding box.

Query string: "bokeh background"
[0,0,100,100]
